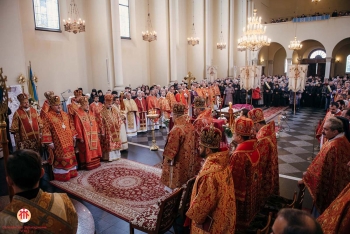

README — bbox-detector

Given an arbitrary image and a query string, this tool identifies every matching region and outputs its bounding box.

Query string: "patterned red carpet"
[263,106,289,122]
[50,159,167,221]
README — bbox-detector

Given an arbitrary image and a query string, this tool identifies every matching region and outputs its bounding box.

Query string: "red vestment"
[74,109,102,170]
[186,151,236,234]
[10,107,41,151]
[161,115,201,189]
[159,97,171,119]
[316,110,342,141]
[256,120,279,202]
[89,102,103,117]
[134,97,148,131]
[317,182,350,234]
[303,135,350,213]
[99,106,122,154]
[175,92,188,106]
[193,109,213,154]
[40,100,50,120]
[166,92,177,110]
[42,109,77,181]
[229,139,261,230]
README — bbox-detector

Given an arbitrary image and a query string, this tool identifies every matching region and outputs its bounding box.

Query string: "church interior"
[1,0,350,233]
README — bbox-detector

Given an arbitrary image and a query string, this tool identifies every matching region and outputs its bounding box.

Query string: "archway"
[331,37,350,76]
[258,42,287,76]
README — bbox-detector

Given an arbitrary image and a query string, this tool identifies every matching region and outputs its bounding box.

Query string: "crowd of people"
[0,71,350,233]
[270,9,350,24]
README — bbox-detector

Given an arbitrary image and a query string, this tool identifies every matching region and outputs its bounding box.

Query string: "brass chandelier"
[288,37,302,50]
[142,0,157,42]
[63,0,85,34]
[187,0,199,46]
[237,9,271,51]
[217,0,226,50]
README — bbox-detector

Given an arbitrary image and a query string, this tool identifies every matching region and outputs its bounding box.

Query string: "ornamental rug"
[264,106,289,123]
[50,159,167,221]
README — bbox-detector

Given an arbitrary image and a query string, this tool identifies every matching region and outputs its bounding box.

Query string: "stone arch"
[331,37,350,75]
[258,42,286,76]
[291,39,326,63]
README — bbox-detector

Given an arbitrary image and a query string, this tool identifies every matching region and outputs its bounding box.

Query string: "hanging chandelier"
[217,0,226,50]
[312,0,321,4]
[142,0,157,42]
[187,0,199,46]
[237,9,271,51]
[63,0,85,34]
[288,37,302,50]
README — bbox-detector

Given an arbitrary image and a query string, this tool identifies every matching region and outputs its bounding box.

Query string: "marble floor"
[0,107,325,234]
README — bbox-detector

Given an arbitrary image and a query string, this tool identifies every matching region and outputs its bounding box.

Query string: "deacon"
[90,94,103,117]
[248,108,279,203]
[123,92,139,137]
[300,117,350,215]
[134,91,148,132]
[186,125,236,234]
[99,94,123,161]
[158,90,171,128]
[42,95,78,181]
[166,85,177,110]
[229,118,261,230]
[146,89,160,130]
[114,95,128,151]
[74,96,102,170]
[160,103,200,191]
[11,93,42,151]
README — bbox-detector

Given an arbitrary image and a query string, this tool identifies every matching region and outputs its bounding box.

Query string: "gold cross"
[184,72,196,90]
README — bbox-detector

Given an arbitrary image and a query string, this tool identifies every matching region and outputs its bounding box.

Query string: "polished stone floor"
[0,107,325,234]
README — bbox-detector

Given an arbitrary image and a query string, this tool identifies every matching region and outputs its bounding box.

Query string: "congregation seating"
[129,188,183,234]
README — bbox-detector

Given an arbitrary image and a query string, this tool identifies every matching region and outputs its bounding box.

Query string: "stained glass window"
[33,0,60,31]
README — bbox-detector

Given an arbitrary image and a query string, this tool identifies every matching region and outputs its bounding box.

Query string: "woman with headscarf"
[98,90,104,103]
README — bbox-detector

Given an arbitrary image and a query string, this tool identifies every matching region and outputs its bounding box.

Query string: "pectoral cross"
[184,72,196,90]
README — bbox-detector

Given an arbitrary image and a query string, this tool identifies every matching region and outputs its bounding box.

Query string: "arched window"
[346,55,350,73]
[309,50,326,59]
[119,0,130,38]
[33,0,60,31]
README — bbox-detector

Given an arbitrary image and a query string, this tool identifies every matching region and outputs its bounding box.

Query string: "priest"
[99,94,123,161]
[134,91,148,132]
[160,103,200,191]
[229,117,261,230]
[300,117,350,215]
[248,108,279,203]
[186,125,236,234]
[10,93,42,152]
[42,95,77,181]
[123,92,139,137]
[74,96,102,170]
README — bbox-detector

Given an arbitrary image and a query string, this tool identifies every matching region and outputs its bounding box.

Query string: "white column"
[252,58,258,66]
[110,0,124,91]
[205,0,212,77]
[169,0,177,82]
[325,57,332,79]
[228,0,234,77]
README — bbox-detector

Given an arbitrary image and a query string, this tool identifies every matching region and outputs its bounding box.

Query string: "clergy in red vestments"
[134,91,148,132]
[316,102,342,147]
[166,85,177,110]
[89,95,103,117]
[10,93,41,152]
[42,95,78,181]
[317,182,350,234]
[175,87,188,107]
[161,104,200,191]
[74,96,102,170]
[67,89,82,124]
[248,108,279,204]
[99,94,123,161]
[146,89,160,129]
[40,91,54,121]
[186,125,236,234]
[300,117,350,214]
[192,97,213,155]
[229,117,261,230]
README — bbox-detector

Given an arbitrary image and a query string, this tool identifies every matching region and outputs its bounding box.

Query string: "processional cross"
[184,72,196,90]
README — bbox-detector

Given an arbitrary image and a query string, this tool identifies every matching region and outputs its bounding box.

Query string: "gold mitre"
[199,124,222,149]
